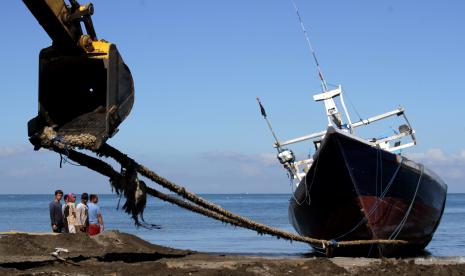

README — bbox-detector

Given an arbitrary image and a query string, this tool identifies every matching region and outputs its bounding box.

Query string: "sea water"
[0,193,464,257]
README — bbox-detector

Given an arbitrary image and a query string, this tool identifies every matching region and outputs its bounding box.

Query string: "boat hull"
[288,128,447,257]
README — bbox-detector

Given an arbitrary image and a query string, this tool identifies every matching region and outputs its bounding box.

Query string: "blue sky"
[0,0,464,194]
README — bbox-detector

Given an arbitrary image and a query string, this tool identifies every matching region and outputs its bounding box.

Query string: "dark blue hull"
[289,128,447,257]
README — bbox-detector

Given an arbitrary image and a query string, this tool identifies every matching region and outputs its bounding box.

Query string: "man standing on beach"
[75,193,89,233]
[88,194,104,236]
[49,190,64,233]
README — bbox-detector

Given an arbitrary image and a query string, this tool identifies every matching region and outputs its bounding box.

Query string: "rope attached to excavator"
[34,127,408,257]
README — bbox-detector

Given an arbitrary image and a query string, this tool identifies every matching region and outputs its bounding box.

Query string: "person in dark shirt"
[62,194,69,233]
[49,190,64,233]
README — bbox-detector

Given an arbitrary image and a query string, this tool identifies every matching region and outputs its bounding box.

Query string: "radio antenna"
[256,97,282,152]
[290,0,329,92]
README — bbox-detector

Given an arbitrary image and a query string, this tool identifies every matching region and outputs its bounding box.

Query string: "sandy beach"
[0,231,464,275]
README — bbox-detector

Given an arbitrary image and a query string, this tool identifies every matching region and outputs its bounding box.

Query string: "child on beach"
[64,193,77,233]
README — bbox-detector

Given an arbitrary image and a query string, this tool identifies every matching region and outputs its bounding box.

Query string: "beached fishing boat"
[257,2,447,257]
[259,88,447,258]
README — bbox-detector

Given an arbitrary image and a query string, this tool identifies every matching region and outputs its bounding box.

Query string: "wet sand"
[0,231,464,275]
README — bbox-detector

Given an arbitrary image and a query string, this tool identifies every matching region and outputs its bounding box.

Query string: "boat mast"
[291,0,354,132]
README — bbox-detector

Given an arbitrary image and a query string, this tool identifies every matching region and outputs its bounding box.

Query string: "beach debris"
[49,247,81,266]
[50,247,80,266]
[50,247,69,257]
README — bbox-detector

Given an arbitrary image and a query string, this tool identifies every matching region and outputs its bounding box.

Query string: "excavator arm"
[24,0,134,150]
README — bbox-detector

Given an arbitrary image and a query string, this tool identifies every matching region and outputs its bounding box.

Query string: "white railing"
[274,107,415,150]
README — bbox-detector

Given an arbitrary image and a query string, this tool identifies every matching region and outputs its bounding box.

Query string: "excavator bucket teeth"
[28,43,134,150]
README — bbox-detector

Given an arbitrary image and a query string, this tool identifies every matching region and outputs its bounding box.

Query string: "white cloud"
[6,166,48,177]
[201,150,279,167]
[444,168,465,179]
[407,149,465,190]
[199,150,283,178]
[407,148,465,166]
[460,150,465,159]
[202,150,251,163]
[238,164,262,177]
[0,145,30,157]
[258,152,278,166]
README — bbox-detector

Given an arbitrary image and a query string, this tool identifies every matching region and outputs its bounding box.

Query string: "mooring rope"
[35,128,409,255]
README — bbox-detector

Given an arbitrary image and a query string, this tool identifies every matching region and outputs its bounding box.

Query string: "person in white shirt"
[75,193,89,233]
[64,193,77,233]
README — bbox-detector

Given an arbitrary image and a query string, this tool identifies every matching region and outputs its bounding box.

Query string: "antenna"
[290,0,328,92]
[256,97,299,179]
[256,97,282,152]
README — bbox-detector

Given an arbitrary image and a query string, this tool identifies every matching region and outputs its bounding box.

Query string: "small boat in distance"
[257,2,447,257]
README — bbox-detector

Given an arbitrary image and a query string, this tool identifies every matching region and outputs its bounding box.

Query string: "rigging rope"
[332,139,404,241]
[337,86,364,123]
[388,164,423,240]
[33,127,408,256]
[292,153,320,207]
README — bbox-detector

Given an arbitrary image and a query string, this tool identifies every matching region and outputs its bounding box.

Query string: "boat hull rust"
[288,127,447,257]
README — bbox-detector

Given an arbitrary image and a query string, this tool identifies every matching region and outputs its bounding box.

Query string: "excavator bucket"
[24,0,134,150]
[28,43,134,149]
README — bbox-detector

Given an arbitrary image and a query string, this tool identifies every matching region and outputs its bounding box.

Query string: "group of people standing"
[49,190,104,236]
